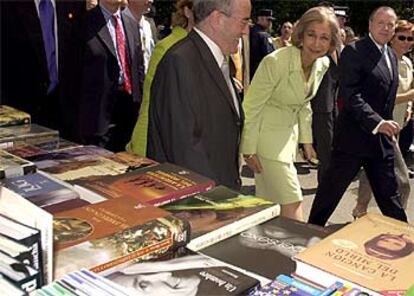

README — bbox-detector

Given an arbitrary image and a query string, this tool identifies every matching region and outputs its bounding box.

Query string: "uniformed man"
[249,8,275,78]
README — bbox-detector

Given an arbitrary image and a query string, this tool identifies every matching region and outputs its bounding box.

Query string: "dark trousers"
[312,112,334,183]
[308,149,408,226]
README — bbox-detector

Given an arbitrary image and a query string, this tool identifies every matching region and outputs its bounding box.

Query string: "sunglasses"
[396,35,414,42]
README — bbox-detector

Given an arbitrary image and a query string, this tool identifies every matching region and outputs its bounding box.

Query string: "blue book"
[276,274,322,296]
[0,172,79,208]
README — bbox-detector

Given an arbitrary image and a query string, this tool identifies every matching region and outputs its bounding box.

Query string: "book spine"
[152,181,215,206]
[276,274,322,296]
[187,204,280,251]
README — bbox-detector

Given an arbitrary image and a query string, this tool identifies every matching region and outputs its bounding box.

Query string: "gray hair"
[369,6,397,22]
[192,0,233,23]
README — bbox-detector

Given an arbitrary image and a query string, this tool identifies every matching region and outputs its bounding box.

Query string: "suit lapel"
[364,37,391,83]
[189,31,240,118]
[121,13,137,68]
[89,7,117,58]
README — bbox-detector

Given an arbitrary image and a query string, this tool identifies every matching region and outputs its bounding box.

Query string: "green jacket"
[240,46,329,163]
[127,26,188,155]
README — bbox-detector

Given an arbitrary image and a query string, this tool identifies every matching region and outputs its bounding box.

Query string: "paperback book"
[103,248,259,295]
[53,196,190,279]
[0,124,59,149]
[294,213,414,295]
[162,185,279,251]
[74,162,215,206]
[0,149,36,179]
[0,105,30,127]
[200,216,332,280]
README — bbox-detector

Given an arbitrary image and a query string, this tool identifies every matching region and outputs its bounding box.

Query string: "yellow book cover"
[294,213,414,294]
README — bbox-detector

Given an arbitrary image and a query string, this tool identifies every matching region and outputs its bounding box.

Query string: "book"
[0,187,53,284]
[53,196,190,279]
[0,274,26,296]
[6,144,48,159]
[107,151,158,172]
[0,172,80,208]
[103,248,259,295]
[0,250,41,293]
[200,216,333,280]
[294,213,414,295]
[162,185,280,251]
[73,162,215,206]
[0,149,36,179]
[0,105,30,127]
[0,214,42,279]
[0,124,59,149]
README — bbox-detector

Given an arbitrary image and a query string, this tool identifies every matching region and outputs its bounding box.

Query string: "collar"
[369,33,387,53]
[99,3,121,21]
[194,27,225,67]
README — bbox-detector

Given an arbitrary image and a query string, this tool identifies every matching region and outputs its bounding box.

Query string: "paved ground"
[240,154,414,225]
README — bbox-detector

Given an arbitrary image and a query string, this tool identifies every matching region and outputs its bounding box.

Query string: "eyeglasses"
[396,35,414,42]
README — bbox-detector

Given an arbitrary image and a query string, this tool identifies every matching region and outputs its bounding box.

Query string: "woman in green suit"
[240,7,340,221]
[127,0,194,156]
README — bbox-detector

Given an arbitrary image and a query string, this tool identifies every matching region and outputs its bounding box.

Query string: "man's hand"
[378,120,400,139]
[243,154,263,174]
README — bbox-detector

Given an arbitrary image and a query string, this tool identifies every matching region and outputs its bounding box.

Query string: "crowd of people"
[1,0,413,226]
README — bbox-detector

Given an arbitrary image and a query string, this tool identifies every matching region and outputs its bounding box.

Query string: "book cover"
[73,162,215,206]
[0,251,40,293]
[103,248,259,296]
[53,196,190,279]
[0,214,43,281]
[294,213,414,295]
[6,144,48,159]
[0,124,59,149]
[0,187,53,284]
[0,149,36,179]
[107,151,158,171]
[200,216,333,280]
[0,105,30,127]
[0,172,80,208]
[162,185,280,251]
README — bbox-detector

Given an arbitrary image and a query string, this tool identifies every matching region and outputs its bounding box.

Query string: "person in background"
[249,8,275,78]
[353,20,414,218]
[308,7,408,226]
[241,7,340,220]
[344,26,357,44]
[333,5,349,29]
[1,0,86,138]
[127,0,194,156]
[273,21,293,49]
[147,0,251,190]
[72,0,143,152]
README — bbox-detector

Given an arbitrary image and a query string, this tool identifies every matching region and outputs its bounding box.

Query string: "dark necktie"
[39,0,58,93]
[112,15,132,94]
[221,59,240,116]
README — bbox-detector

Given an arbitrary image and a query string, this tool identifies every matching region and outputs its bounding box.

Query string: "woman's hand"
[302,143,317,162]
[243,154,263,174]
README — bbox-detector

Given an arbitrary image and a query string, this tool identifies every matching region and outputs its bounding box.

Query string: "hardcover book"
[53,196,190,279]
[0,187,53,283]
[103,248,259,296]
[200,216,333,280]
[0,172,80,208]
[0,105,30,127]
[162,185,280,251]
[0,149,36,179]
[73,162,215,206]
[0,124,59,149]
[294,213,414,295]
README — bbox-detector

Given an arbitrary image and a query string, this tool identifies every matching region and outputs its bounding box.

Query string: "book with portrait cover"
[102,247,259,296]
[293,213,414,295]
[200,216,333,280]
[53,196,190,279]
[0,124,59,149]
[0,171,80,209]
[0,105,30,127]
[162,185,280,251]
[0,149,36,179]
[73,162,215,206]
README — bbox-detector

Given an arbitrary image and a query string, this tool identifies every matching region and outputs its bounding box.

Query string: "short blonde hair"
[394,19,414,34]
[291,6,341,52]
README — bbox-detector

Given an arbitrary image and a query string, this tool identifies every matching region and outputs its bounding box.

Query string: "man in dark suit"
[1,0,86,136]
[147,0,251,190]
[249,9,275,79]
[308,6,408,226]
[71,0,144,152]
